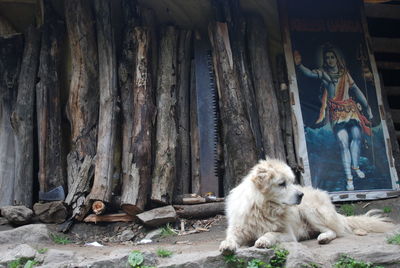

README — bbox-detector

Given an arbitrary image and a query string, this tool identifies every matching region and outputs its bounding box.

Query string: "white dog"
[219,158,394,254]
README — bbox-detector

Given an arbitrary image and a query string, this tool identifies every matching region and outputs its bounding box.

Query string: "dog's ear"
[251,166,275,193]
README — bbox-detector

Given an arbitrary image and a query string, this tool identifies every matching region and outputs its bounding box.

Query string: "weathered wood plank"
[365,3,400,20]
[208,21,258,193]
[0,33,22,207]
[248,15,286,161]
[372,38,400,54]
[120,26,155,215]
[390,109,400,124]
[88,0,118,208]
[189,59,201,194]
[11,26,40,207]
[65,0,99,220]
[376,61,400,70]
[175,30,192,200]
[36,1,66,197]
[151,26,178,204]
[385,86,400,96]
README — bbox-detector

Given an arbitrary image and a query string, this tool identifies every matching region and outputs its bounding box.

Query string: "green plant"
[156,248,173,258]
[8,257,39,268]
[339,204,355,216]
[37,248,48,254]
[387,233,400,245]
[50,233,71,245]
[127,250,156,268]
[383,207,392,213]
[223,247,288,268]
[160,223,178,237]
[334,254,384,268]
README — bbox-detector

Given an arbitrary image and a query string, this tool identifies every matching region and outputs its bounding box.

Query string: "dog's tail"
[345,209,394,234]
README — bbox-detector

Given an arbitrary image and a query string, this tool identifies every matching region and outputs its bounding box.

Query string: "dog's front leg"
[219,226,247,255]
[254,232,294,248]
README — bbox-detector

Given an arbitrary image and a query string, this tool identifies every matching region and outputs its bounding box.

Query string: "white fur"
[219,159,394,254]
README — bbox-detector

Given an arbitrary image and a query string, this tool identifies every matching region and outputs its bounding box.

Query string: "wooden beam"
[376,61,400,70]
[372,38,400,54]
[390,109,400,124]
[385,86,400,96]
[0,0,35,3]
[83,213,135,223]
[365,3,400,20]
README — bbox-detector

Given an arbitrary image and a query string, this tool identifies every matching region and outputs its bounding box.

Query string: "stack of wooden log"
[0,0,297,223]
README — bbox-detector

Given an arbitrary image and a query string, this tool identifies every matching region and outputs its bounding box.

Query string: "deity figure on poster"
[294,44,373,191]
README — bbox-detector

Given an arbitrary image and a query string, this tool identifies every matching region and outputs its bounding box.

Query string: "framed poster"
[279,0,399,201]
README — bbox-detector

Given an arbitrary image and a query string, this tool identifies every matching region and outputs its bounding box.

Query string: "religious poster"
[279,0,399,201]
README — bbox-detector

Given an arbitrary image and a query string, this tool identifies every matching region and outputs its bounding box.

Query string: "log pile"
[0,0,302,223]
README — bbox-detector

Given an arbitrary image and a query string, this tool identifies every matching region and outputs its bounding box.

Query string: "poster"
[279,0,399,200]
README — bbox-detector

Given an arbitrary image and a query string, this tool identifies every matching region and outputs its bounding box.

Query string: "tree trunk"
[36,1,66,197]
[174,30,192,200]
[11,26,40,208]
[89,0,118,208]
[120,26,155,215]
[0,33,23,207]
[208,21,258,193]
[65,0,99,220]
[247,16,286,161]
[151,26,178,204]
[189,60,201,194]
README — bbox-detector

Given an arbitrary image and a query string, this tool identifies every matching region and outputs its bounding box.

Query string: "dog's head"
[250,159,303,205]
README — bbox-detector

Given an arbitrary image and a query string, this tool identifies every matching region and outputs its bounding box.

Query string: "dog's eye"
[278,182,286,187]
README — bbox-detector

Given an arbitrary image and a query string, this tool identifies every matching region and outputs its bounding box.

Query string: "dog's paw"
[353,228,367,236]
[317,232,334,244]
[219,240,238,255]
[254,236,273,248]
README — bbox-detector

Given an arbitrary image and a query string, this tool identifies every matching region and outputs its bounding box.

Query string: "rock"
[33,201,68,223]
[0,217,8,225]
[73,250,158,268]
[137,205,177,227]
[0,206,33,225]
[0,224,51,244]
[0,244,37,264]
[40,249,76,267]
[143,228,163,241]
[118,229,135,242]
[283,242,322,268]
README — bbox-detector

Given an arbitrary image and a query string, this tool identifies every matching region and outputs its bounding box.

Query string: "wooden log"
[226,1,264,159]
[174,30,192,200]
[83,213,135,223]
[92,200,106,215]
[120,25,155,215]
[208,21,258,193]
[276,55,297,170]
[65,0,99,221]
[0,33,23,207]
[11,26,40,208]
[174,202,225,219]
[189,59,201,194]
[151,26,178,204]
[88,0,118,210]
[36,1,66,197]
[247,16,286,161]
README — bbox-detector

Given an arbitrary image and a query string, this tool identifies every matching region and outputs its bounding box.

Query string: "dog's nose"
[297,192,304,204]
